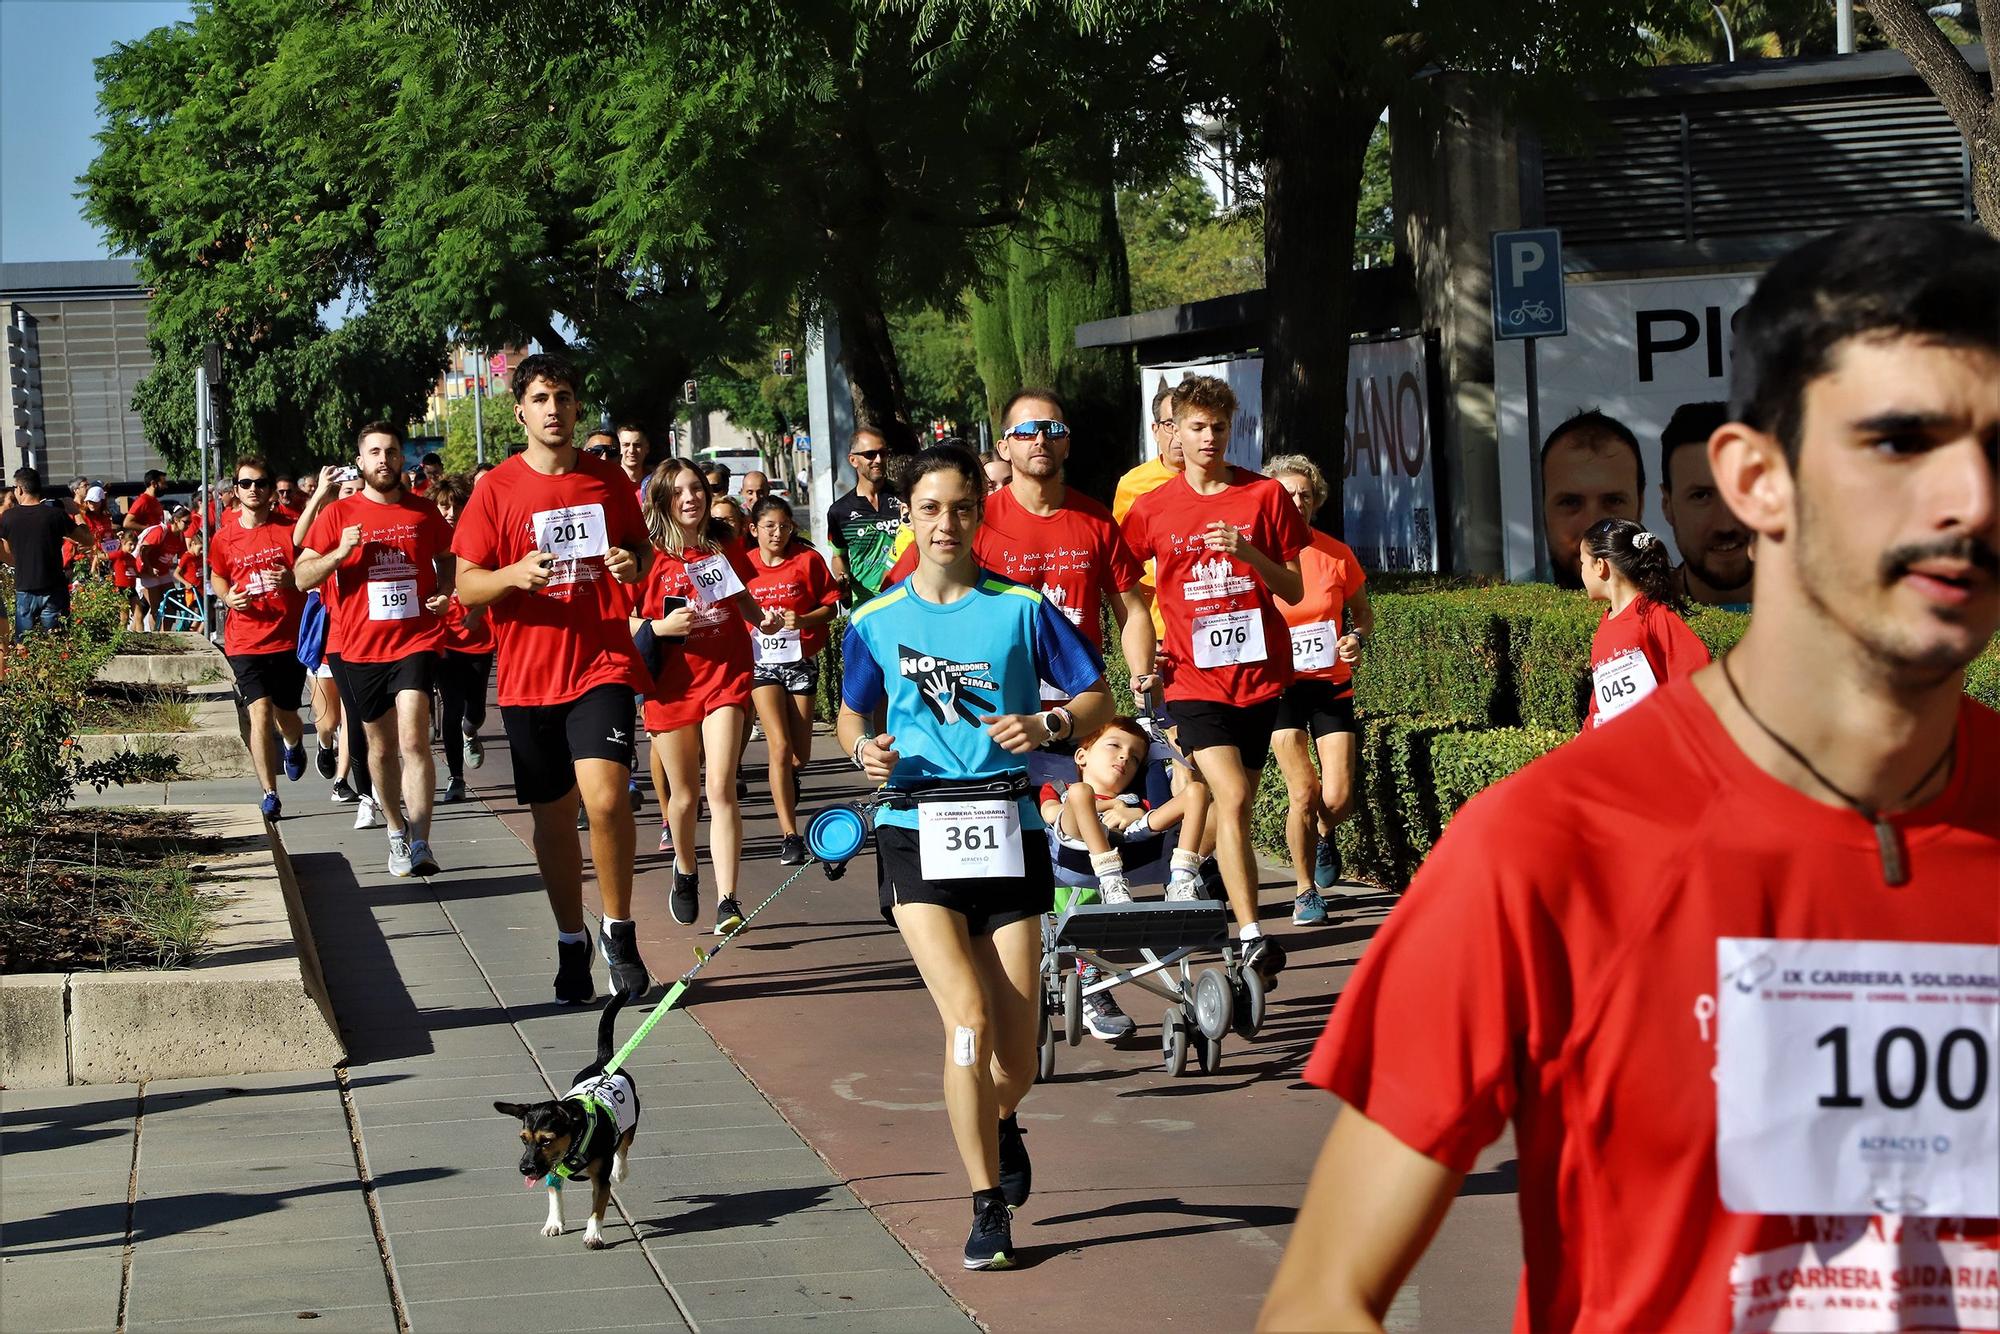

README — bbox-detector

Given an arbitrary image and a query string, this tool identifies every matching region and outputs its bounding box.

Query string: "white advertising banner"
[1495,271,1762,580]
[1139,334,1437,572]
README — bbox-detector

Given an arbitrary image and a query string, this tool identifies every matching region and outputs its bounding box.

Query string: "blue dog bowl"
[805,805,869,865]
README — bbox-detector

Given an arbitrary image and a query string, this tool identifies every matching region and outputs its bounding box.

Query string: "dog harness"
[551,1071,638,1181]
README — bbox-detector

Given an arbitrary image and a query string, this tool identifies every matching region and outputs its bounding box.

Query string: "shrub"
[1960,634,1999,711]
[1686,605,1750,661]
[1429,727,1570,831]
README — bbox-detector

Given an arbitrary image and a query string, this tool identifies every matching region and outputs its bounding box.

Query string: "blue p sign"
[1491,228,1567,340]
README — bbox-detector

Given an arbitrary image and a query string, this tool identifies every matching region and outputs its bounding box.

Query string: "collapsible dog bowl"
[805,804,869,866]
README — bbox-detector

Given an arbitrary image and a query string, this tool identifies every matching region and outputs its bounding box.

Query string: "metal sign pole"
[471,349,486,466]
[196,358,213,638]
[1524,337,1547,582]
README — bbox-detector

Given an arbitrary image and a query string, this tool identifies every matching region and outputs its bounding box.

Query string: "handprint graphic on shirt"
[899,644,997,725]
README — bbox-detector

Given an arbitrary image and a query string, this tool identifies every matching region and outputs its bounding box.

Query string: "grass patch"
[77,684,199,734]
[0,808,224,971]
[121,632,201,655]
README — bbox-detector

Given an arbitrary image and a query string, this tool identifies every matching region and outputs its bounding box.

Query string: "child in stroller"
[1037,716,1210,905]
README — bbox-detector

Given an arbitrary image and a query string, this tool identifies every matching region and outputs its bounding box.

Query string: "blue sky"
[0,0,192,264]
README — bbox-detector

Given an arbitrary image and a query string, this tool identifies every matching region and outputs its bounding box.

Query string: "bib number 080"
[1816,1024,1991,1111]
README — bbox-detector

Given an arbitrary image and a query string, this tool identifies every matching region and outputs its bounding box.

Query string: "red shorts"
[643,650,752,733]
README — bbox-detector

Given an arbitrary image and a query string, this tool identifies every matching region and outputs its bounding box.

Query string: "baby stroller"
[1033,714,1268,1081]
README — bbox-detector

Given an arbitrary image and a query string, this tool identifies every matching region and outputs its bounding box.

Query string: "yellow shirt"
[1112,456,1180,638]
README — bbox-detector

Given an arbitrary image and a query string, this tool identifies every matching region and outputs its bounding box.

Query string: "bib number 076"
[1816,1024,1990,1111]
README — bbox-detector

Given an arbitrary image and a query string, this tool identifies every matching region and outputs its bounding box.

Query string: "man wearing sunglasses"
[210,455,311,821]
[826,427,903,605]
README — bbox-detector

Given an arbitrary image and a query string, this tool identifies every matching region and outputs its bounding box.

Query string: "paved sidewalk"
[4,759,970,1332]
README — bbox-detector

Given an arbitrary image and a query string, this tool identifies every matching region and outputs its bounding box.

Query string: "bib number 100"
[1816,1024,1991,1111]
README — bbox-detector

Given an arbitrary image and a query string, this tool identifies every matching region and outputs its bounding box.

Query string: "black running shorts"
[328,651,435,726]
[1168,695,1283,771]
[228,650,306,710]
[501,683,636,807]
[1272,678,1357,741]
[874,822,1053,938]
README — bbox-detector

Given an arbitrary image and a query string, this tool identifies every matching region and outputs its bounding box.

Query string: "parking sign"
[1491,228,1566,340]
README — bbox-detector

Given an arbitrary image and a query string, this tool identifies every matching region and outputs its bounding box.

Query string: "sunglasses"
[235,477,274,489]
[850,449,885,460]
[1003,419,1069,442]
[1153,418,1176,428]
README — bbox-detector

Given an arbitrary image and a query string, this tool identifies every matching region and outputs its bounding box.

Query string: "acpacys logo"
[898,644,997,725]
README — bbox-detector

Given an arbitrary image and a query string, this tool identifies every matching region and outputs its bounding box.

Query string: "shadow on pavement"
[634,1182,844,1239]
[1022,1195,1297,1261]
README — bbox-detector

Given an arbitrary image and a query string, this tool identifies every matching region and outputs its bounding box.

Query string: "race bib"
[368,578,419,621]
[1592,648,1659,724]
[1716,937,1999,1218]
[1192,609,1267,669]
[918,799,1024,879]
[753,627,802,664]
[687,552,744,606]
[1290,620,1337,671]
[532,504,608,562]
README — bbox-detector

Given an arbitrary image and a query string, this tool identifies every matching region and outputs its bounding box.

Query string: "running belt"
[876,770,1031,809]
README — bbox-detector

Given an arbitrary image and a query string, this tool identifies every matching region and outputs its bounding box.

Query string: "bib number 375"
[917,800,1024,880]
[1715,937,1999,1217]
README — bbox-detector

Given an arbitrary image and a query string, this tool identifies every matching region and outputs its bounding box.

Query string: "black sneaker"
[599,920,651,1002]
[1082,988,1135,1041]
[997,1115,1031,1209]
[964,1190,1016,1270]
[627,780,643,813]
[575,803,590,831]
[714,896,745,936]
[315,745,338,780]
[735,777,749,799]
[330,778,358,804]
[777,833,807,866]
[554,937,594,1005]
[1240,935,1287,992]
[670,868,699,926]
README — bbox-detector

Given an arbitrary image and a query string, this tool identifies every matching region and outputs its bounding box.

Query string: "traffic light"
[7,316,44,459]
[684,378,698,404]
[777,347,795,378]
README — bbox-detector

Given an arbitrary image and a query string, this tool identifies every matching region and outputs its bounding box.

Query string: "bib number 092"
[1816,1024,1991,1111]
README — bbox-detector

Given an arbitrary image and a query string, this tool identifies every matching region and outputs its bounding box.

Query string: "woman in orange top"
[1266,455,1372,926]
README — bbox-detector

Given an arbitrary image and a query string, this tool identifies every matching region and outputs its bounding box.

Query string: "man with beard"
[1264,217,1999,1332]
[1540,409,1644,588]
[1660,401,1753,610]
[210,454,309,820]
[297,422,456,880]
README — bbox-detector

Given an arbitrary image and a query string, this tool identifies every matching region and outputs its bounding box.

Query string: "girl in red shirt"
[1580,517,1711,728]
[632,459,782,935]
[432,474,494,803]
[743,495,841,865]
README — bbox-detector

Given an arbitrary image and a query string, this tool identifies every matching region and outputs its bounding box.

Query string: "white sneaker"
[1098,875,1133,906]
[353,794,381,830]
[1164,869,1199,902]
[464,729,484,770]
[387,832,413,877]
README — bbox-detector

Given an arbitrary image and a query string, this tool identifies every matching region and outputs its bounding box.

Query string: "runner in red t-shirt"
[299,422,455,880]
[294,467,371,810]
[453,353,654,1006]
[430,473,494,805]
[1580,517,1713,728]
[210,455,309,819]
[742,494,841,864]
[632,458,782,937]
[122,470,166,536]
[134,507,191,631]
[1265,454,1373,927]
[1121,375,1307,983]
[1264,218,2000,1333]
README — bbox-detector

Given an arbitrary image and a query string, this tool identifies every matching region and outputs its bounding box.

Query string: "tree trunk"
[1872,0,2000,238]
[826,227,919,453]
[1262,22,1383,537]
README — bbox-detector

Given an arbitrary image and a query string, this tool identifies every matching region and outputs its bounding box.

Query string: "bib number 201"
[1816,1024,1990,1111]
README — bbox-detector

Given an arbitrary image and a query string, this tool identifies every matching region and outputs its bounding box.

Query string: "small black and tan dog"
[495,992,641,1249]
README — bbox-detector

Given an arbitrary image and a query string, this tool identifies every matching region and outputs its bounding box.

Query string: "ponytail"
[1583,518,1684,613]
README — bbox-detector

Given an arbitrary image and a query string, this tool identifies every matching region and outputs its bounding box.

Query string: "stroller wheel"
[1193,967,1234,1042]
[1161,1009,1189,1077]
[1232,966,1267,1040]
[1037,1006,1057,1082]
[1194,1027,1224,1074]
[1063,968,1083,1047]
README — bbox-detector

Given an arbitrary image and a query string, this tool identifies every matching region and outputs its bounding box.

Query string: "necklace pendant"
[1873,818,1908,888]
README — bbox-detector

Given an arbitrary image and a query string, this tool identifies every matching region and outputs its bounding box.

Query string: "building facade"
[1,259,162,484]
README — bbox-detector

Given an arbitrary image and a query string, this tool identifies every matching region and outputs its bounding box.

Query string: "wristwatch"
[1039,708,1070,743]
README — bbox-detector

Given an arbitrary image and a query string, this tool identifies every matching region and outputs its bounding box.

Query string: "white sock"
[1170,849,1202,874]
[1239,923,1262,942]
[1089,850,1125,880]
[556,928,588,945]
[602,916,632,931]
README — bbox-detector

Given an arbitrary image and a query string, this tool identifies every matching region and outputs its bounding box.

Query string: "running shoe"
[315,745,338,780]
[464,728,484,770]
[554,937,594,1005]
[599,919,651,1001]
[997,1114,1031,1208]
[777,832,806,866]
[658,824,673,854]
[575,803,589,831]
[627,779,643,813]
[748,721,764,741]
[1197,857,1226,901]
[353,794,381,830]
[443,775,468,803]
[1082,988,1135,1041]
[1098,874,1133,906]
[259,791,282,821]
[1312,836,1340,890]
[1292,889,1328,926]
[714,895,745,936]
[735,777,749,799]
[1240,935,1287,990]
[409,839,441,877]
[670,868,699,925]
[330,778,358,804]
[387,831,414,877]
[964,1191,1016,1270]
[283,743,306,783]
[1164,868,1199,901]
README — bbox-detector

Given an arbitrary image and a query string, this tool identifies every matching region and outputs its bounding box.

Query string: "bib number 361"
[1715,937,1999,1217]
[917,800,1024,880]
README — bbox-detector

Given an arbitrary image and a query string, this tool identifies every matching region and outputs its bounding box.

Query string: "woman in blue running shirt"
[837,445,1113,1273]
